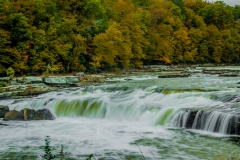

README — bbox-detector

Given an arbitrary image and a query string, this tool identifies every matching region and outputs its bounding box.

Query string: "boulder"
[4,108,55,121]
[0,105,10,118]
[44,76,79,85]
[76,72,85,79]
[4,110,19,120]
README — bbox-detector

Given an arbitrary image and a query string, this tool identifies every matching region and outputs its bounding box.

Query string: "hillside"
[0,0,240,75]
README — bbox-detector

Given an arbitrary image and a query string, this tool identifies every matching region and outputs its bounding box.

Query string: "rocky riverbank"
[1,65,240,99]
[0,73,106,99]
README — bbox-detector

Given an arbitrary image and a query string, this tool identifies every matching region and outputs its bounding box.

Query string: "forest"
[0,0,240,76]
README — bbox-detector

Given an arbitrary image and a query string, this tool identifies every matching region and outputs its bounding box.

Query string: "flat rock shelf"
[1,67,240,159]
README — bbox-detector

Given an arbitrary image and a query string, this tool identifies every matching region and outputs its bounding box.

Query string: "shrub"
[6,67,15,80]
[42,136,55,160]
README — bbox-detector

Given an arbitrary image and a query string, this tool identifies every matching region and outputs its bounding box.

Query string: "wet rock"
[23,77,43,84]
[0,105,9,118]
[2,77,43,85]
[4,110,19,120]
[0,77,10,82]
[219,73,239,77]
[203,69,224,74]
[202,67,240,75]
[0,123,8,126]
[158,72,190,78]
[10,80,18,85]
[0,83,62,99]
[44,76,79,85]
[76,72,85,79]
[4,108,55,121]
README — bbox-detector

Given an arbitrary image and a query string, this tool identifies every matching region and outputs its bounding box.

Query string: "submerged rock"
[0,105,9,118]
[0,122,8,126]
[4,108,55,121]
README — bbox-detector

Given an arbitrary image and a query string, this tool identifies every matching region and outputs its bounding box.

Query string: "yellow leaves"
[150,7,169,25]
[206,25,223,63]
[213,46,222,63]
[73,35,86,55]
[160,57,171,64]
[92,22,132,68]
[193,15,206,29]
[164,16,175,26]
[172,27,197,63]
[1,0,240,75]
[91,54,103,67]
[114,0,134,18]
[47,62,63,73]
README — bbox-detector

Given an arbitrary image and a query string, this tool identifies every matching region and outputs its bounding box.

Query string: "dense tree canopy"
[0,0,240,75]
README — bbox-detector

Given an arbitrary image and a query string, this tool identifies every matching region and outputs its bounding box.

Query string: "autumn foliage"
[0,0,240,75]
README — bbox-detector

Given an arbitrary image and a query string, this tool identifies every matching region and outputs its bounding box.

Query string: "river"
[0,72,240,159]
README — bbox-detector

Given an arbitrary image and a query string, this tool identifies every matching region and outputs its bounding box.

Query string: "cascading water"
[171,109,240,135]
[2,86,222,126]
[1,74,240,159]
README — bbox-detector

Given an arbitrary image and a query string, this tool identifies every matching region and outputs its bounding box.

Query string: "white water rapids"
[0,74,240,159]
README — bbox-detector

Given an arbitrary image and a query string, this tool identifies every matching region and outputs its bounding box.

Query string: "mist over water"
[1,74,240,159]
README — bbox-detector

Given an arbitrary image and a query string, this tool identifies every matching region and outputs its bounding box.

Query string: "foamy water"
[1,74,240,159]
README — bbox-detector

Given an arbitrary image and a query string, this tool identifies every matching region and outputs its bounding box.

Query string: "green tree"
[198,1,234,30]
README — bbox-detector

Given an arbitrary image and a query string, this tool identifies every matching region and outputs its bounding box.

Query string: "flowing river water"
[0,72,240,159]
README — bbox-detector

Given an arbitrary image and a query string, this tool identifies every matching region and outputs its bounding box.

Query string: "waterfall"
[2,85,239,135]
[53,98,180,126]
[171,110,191,128]
[171,109,240,135]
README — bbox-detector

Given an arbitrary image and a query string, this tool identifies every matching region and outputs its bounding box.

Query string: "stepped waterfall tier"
[1,73,240,159]
[171,109,240,135]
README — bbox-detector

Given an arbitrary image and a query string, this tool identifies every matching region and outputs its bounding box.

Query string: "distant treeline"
[0,0,240,75]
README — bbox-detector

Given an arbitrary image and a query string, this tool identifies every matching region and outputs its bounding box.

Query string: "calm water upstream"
[0,73,240,159]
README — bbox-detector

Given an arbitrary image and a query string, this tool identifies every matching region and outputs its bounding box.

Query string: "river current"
[0,72,240,159]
